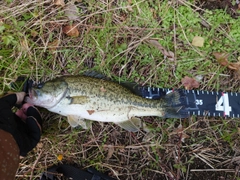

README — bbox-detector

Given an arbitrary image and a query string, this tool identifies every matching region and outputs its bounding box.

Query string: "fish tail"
[164,106,189,118]
[162,90,189,118]
[162,90,187,107]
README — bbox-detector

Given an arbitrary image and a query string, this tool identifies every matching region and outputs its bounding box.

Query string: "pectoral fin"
[67,115,91,129]
[70,96,89,104]
[116,117,142,132]
[67,115,79,127]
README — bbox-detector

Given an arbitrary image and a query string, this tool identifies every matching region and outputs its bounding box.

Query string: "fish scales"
[63,76,162,109]
[25,75,188,131]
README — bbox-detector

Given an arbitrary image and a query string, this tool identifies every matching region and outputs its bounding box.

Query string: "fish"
[25,75,188,132]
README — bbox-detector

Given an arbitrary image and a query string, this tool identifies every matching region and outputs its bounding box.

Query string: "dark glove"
[0,94,42,156]
[14,105,42,156]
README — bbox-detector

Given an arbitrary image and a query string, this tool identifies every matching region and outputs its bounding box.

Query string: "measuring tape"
[138,87,239,118]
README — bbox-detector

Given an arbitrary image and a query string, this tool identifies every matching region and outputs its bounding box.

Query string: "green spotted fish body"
[25,76,187,132]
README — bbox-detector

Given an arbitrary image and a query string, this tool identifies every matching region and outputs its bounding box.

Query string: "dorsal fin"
[83,71,109,80]
[83,71,143,97]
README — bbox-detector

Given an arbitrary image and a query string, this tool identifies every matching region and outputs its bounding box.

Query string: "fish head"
[25,79,68,109]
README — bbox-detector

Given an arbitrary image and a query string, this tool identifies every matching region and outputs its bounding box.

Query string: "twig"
[190,169,240,172]
[30,150,43,180]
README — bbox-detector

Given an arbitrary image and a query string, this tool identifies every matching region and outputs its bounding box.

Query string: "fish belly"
[48,104,130,123]
[48,103,162,123]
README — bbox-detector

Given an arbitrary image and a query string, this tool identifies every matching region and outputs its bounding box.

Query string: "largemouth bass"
[25,76,188,132]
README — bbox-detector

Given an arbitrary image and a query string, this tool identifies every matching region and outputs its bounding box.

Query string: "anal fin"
[116,117,141,132]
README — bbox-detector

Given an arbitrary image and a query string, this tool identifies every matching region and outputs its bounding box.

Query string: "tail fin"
[164,106,189,118]
[162,90,187,107]
[162,90,189,118]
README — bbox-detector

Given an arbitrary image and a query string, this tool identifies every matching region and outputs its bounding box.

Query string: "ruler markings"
[140,87,240,118]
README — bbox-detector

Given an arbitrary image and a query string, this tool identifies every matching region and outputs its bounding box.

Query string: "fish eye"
[37,82,44,89]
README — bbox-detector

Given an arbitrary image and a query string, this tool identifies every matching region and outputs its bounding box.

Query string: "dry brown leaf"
[87,110,95,115]
[63,24,79,37]
[106,145,114,160]
[228,62,240,70]
[213,52,240,79]
[181,76,200,90]
[53,0,65,7]
[147,39,175,60]
[192,36,204,47]
[213,52,229,66]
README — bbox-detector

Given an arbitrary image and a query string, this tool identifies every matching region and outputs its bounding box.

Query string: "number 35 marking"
[215,93,232,116]
[195,99,203,105]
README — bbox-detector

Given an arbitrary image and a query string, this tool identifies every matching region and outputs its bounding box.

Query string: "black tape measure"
[139,87,240,118]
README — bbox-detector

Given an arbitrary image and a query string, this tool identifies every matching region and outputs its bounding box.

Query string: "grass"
[1,0,240,179]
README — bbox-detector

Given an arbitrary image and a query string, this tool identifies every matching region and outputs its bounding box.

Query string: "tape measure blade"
[140,87,240,118]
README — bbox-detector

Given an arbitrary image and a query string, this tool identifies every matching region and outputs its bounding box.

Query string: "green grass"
[1,0,240,179]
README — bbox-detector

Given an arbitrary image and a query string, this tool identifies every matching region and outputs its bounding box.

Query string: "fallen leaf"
[181,76,200,90]
[147,39,175,60]
[63,24,79,37]
[192,36,204,47]
[64,2,79,20]
[213,52,229,66]
[213,52,240,79]
[53,0,65,7]
[106,145,114,160]
[228,62,240,70]
[87,110,95,115]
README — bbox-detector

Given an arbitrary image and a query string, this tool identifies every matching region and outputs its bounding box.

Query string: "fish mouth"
[28,88,38,99]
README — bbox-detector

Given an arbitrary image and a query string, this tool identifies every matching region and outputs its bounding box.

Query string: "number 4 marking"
[215,92,232,116]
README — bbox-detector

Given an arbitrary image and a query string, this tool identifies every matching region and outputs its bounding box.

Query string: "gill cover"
[25,79,68,109]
